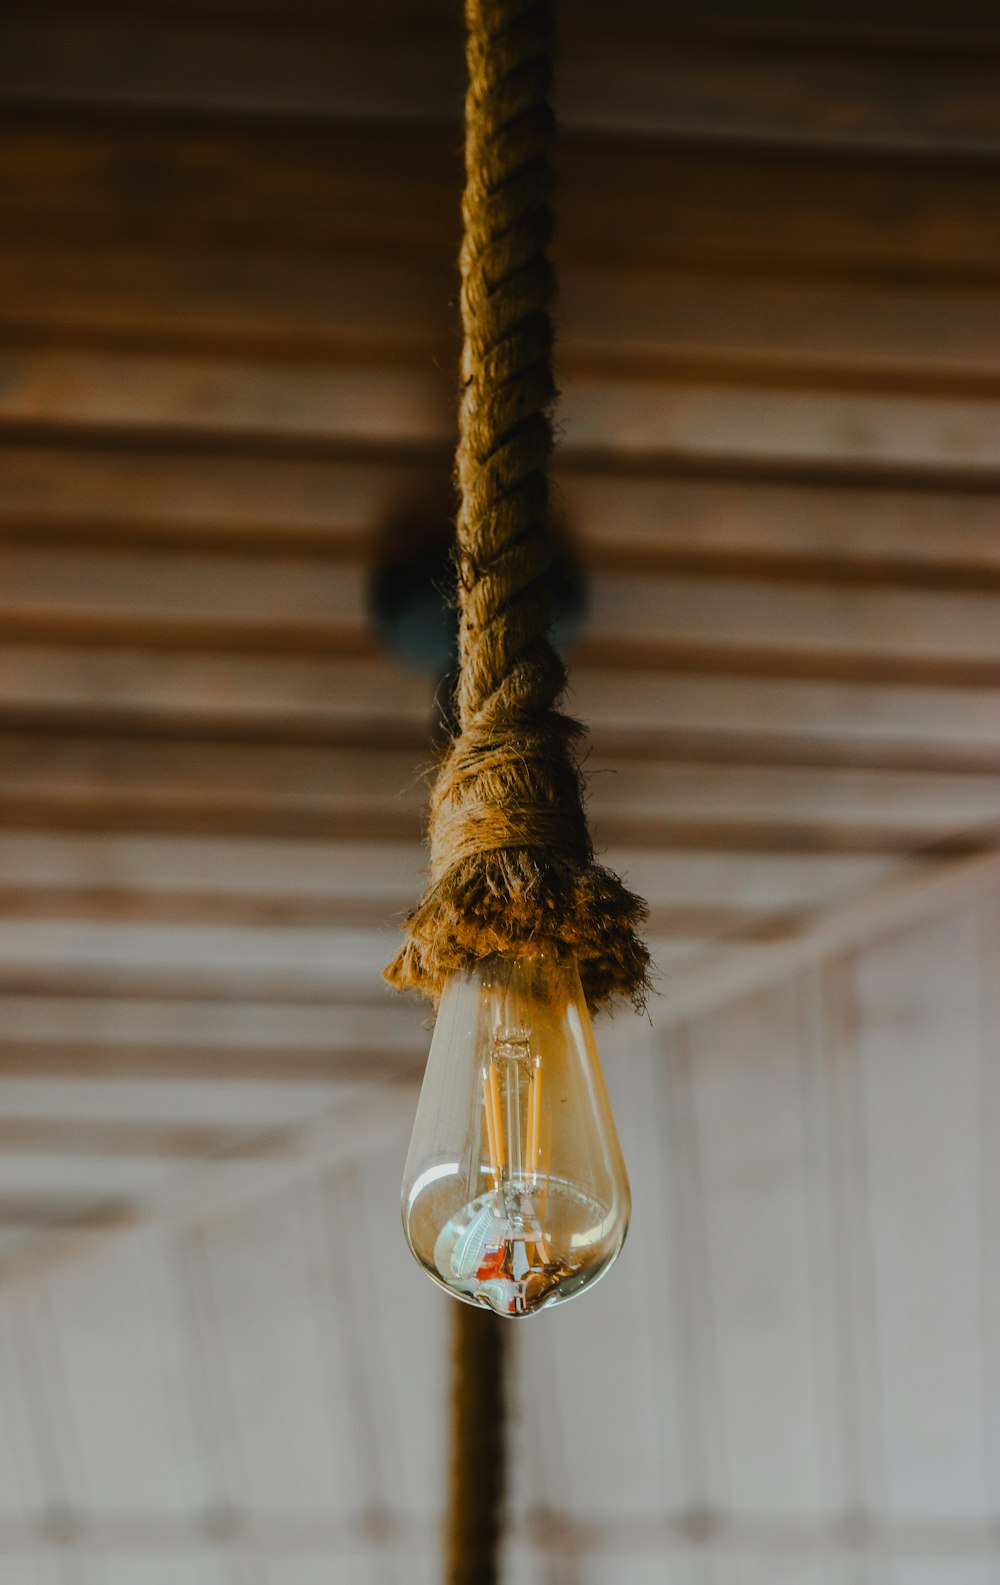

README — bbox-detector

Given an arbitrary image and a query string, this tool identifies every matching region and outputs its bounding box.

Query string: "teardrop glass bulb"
[401,953,630,1318]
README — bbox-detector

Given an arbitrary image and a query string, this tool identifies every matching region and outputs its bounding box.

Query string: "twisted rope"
[384,0,649,1011]
[445,1305,506,1585]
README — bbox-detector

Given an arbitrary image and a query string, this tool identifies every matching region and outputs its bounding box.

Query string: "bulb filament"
[465,1029,562,1307]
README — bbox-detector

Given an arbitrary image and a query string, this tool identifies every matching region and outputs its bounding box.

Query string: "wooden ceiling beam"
[0,1116,329,1159]
[1,350,997,483]
[0,832,907,912]
[5,552,1000,677]
[5,450,1000,587]
[3,248,1000,389]
[0,1042,420,1085]
[1,3,998,159]
[2,122,999,281]
[3,650,1000,771]
[0,736,997,853]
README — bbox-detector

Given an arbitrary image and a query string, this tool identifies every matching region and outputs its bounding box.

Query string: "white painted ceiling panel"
[191,1187,366,1520]
[343,1148,450,1521]
[853,908,988,1521]
[256,1553,383,1585]
[98,1551,237,1585]
[30,1239,222,1517]
[0,1558,65,1585]
[683,983,830,1518]
[890,1563,992,1585]
[577,1550,697,1585]
[518,1018,690,1521]
[0,1302,45,1519]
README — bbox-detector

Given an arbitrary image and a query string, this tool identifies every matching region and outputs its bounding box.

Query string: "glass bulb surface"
[401,954,630,1318]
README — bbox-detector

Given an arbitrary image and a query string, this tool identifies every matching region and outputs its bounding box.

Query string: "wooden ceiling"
[0,0,998,1577]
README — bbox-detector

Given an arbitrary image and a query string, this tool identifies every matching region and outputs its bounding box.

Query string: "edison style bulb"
[401,953,630,1318]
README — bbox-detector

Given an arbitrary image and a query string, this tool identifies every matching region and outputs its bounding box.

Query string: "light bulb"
[401,953,630,1318]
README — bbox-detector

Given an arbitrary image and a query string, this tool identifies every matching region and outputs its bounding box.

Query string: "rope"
[445,1304,506,1585]
[385,0,649,1012]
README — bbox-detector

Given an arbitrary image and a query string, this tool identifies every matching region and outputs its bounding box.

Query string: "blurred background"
[1,0,1000,1581]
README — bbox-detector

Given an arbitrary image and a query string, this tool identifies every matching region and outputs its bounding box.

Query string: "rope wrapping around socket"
[384,0,649,1012]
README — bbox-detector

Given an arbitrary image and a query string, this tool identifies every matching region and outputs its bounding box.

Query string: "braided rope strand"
[384,0,649,1011]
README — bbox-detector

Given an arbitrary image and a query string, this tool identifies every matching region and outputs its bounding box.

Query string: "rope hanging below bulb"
[384,0,650,1013]
[446,1304,506,1585]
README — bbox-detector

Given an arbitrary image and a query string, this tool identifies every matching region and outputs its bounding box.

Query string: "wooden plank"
[0,446,444,544]
[0,920,415,996]
[2,736,998,847]
[585,573,1000,680]
[5,448,1000,576]
[851,904,988,1520]
[567,476,1000,580]
[579,0,1000,31]
[0,645,436,744]
[561,271,1000,391]
[0,1077,349,1128]
[0,894,744,953]
[587,761,1000,836]
[0,830,902,912]
[0,351,451,449]
[4,647,1000,773]
[0,992,422,1053]
[2,124,1000,281]
[0,735,431,837]
[0,1118,336,1160]
[0,241,454,362]
[552,39,1000,159]
[2,6,999,159]
[4,248,1000,393]
[11,0,995,40]
[573,673,1000,770]
[2,349,998,476]
[9,554,1000,678]
[0,547,372,650]
[560,379,1000,473]
[0,832,424,903]
[0,1043,415,1086]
